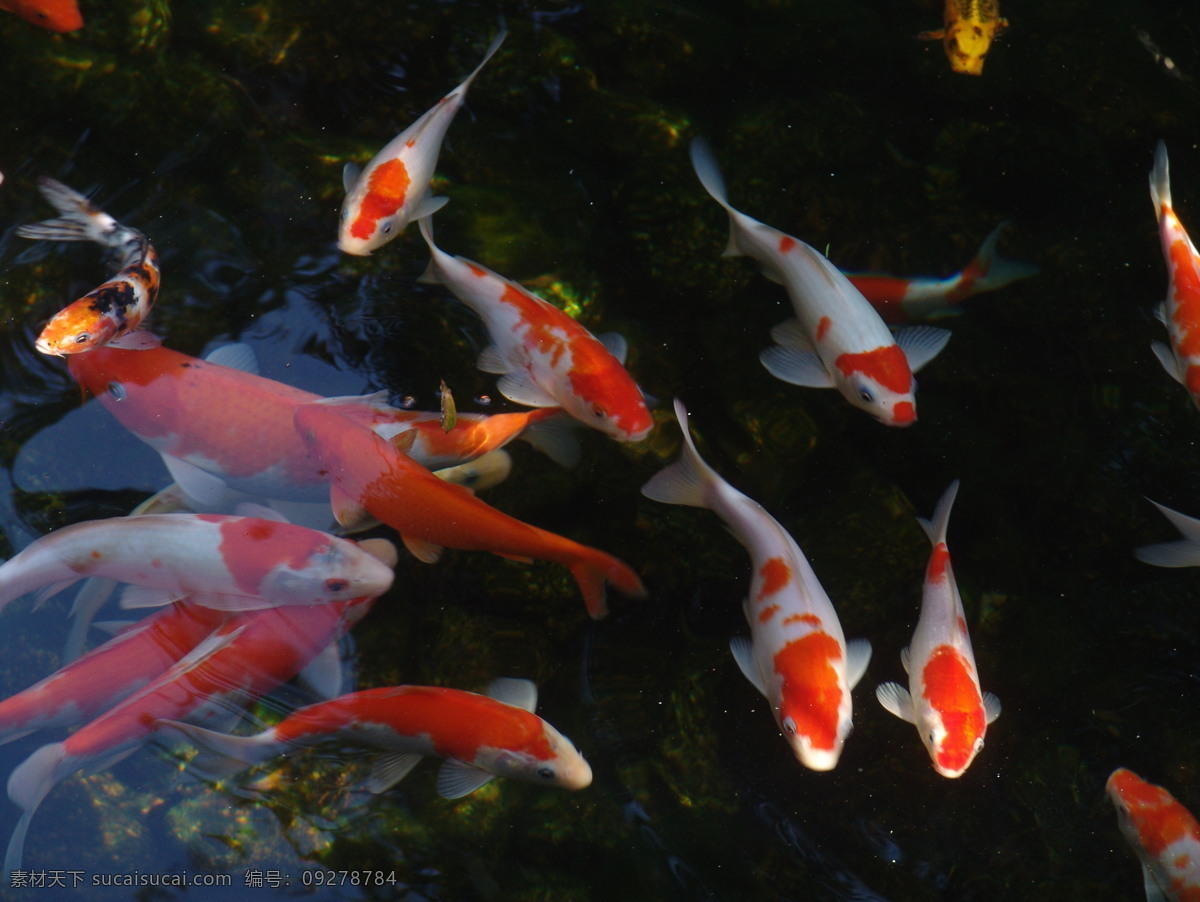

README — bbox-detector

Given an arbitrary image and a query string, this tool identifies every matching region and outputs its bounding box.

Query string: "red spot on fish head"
[835,345,912,395]
[921,646,985,776]
[891,400,916,425]
[816,316,832,343]
[927,543,951,583]
[348,159,411,241]
[755,557,792,601]
[779,235,796,254]
[773,632,845,769]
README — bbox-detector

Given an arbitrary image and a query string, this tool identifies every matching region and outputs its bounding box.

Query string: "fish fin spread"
[1155,304,1168,326]
[89,619,136,635]
[918,480,960,546]
[983,692,1002,724]
[1151,341,1185,384]
[435,449,514,493]
[729,636,768,698]
[31,578,81,610]
[768,318,815,352]
[175,591,274,613]
[1151,140,1171,214]
[1135,500,1200,567]
[106,329,162,350]
[204,341,260,374]
[412,195,450,221]
[485,677,538,712]
[162,454,245,511]
[894,325,951,373]
[968,222,1040,293]
[476,344,511,375]
[845,639,873,689]
[4,810,34,875]
[363,752,424,793]
[437,759,496,799]
[402,535,445,564]
[232,502,290,523]
[596,332,628,365]
[62,576,120,661]
[342,162,362,194]
[565,551,646,620]
[496,371,559,408]
[5,740,70,873]
[1141,860,1170,902]
[115,584,182,610]
[330,486,374,530]
[157,720,271,778]
[296,641,344,700]
[760,344,836,388]
[875,682,916,723]
[900,646,911,674]
[640,398,721,509]
[521,413,581,469]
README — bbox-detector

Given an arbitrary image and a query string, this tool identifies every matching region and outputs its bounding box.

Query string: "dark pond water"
[1,0,1199,899]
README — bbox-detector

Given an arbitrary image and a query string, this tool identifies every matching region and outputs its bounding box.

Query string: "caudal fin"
[640,399,722,510]
[5,741,69,873]
[916,479,960,547]
[689,139,749,257]
[961,222,1040,295]
[1151,140,1172,216]
[157,720,277,780]
[567,552,646,619]
[16,177,116,246]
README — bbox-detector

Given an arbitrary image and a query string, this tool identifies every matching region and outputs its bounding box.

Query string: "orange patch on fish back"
[922,646,984,775]
[348,159,411,240]
[758,604,781,623]
[773,632,843,752]
[756,557,792,600]
[782,613,823,628]
[927,543,951,582]
[834,344,911,394]
[779,235,796,254]
[206,516,329,597]
[816,316,832,342]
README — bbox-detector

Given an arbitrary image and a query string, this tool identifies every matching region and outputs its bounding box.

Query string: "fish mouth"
[34,338,65,357]
[336,236,372,257]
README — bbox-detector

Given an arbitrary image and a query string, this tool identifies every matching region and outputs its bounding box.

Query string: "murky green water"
[1,0,1199,898]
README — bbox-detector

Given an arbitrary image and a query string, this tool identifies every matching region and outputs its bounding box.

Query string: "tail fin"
[456,29,507,96]
[640,399,721,510]
[157,720,276,780]
[1135,499,1200,567]
[16,177,117,245]
[567,553,647,620]
[1151,140,1171,216]
[689,139,747,257]
[917,480,960,546]
[5,741,68,873]
[960,222,1040,295]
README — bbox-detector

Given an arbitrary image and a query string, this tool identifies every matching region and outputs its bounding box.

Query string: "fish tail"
[158,720,276,779]
[917,479,960,546]
[416,215,444,284]
[961,222,1040,295]
[689,138,746,257]
[640,399,721,511]
[1151,140,1172,215]
[567,552,647,620]
[17,177,120,246]
[1135,499,1200,567]
[4,741,67,873]
[456,28,507,95]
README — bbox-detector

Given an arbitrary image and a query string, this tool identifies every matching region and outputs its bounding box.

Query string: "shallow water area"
[1,0,1199,899]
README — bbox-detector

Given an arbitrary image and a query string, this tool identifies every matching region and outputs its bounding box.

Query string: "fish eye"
[339,208,348,221]
[381,223,393,235]
[974,738,985,752]
[74,332,92,345]
[324,578,349,594]
[857,386,874,404]
[782,716,797,735]
[927,731,936,743]
[107,382,126,401]
[591,404,607,420]
[536,766,556,780]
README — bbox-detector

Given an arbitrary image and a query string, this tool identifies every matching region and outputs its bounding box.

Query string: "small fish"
[874,482,999,778]
[418,218,653,442]
[338,30,507,256]
[294,401,646,618]
[919,0,1008,76]
[0,0,82,32]
[160,678,592,798]
[0,513,396,614]
[4,591,381,873]
[439,379,457,432]
[18,177,160,355]
[641,400,870,770]
[689,138,949,427]
[1148,142,1200,410]
[1107,768,1200,902]
[845,223,1039,323]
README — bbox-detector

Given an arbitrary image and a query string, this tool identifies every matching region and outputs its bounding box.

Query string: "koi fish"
[874,481,999,777]
[689,138,949,427]
[418,218,653,442]
[1107,768,1200,902]
[1148,142,1200,409]
[845,222,1039,323]
[160,678,592,798]
[0,601,231,745]
[641,400,870,770]
[338,30,507,256]
[0,513,396,614]
[1134,499,1200,567]
[294,401,646,618]
[18,177,160,355]
[0,0,82,32]
[919,0,1008,76]
[4,591,382,873]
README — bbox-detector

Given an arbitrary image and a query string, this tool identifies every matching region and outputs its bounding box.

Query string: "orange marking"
[816,316,832,342]
[922,646,984,774]
[834,344,911,394]
[773,632,843,752]
[782,613,823,628]
[756,557,792,600]
[467,262,488,278]
[348,159,411,240]
[779,235,796,254]
[758,604,781,623]
[927,543,950,582]
[892,400,916,424]
[89,550,102,559]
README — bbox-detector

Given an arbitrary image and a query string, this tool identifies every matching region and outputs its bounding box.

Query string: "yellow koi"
[920,0,1008,76]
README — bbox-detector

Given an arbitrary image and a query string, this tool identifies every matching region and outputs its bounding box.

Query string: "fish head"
[916,647,987,778]
[486,721,593,791]
[337,159,413,256]
[564,361,654,442]
[773,632,851,771]
[6,0,82,32]
[943,20,996,76]
[834,345,917,426]
[262,535,395,605]
[36,307,117,356]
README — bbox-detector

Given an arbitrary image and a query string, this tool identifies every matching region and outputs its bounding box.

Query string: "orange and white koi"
[4,591,381,873]
[845,222,1039,324]
[337,30,506,256]
[294,401,645,618]
[160,678,592,798]
[875,482,999,778]
[1149,142,1200,409]
[417,219,653,441]
[689,139,949,427]
[641,400,870,770]
[919,0,1008,76]
[18,177,160,355]
[0,0,81,32]
[1107,768,1200,902]
[0,600,231,745]
[0,513,395,614]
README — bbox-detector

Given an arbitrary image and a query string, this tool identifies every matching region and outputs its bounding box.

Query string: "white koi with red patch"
[417,218,653,442]
[337,30,507,256]
[0,514,395,614]
[1149,142,1200,409]
[875,481,999,777]
[689,138,949,426]
[159,678,592,799]
[641,399,870,771]
[1108,768,1200,902]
